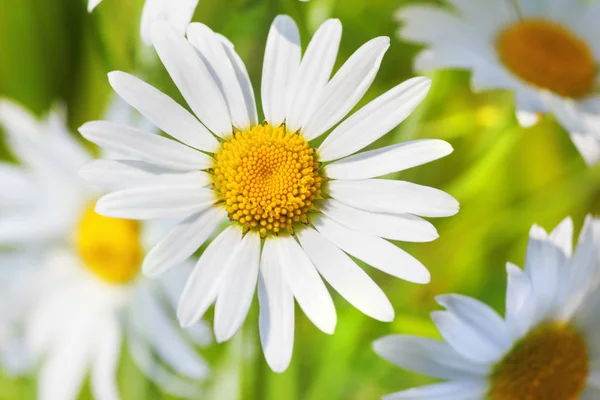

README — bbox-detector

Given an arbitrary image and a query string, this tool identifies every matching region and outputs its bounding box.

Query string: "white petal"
[79,121,212,170]
[258,239,295,373]
[187,23,257,131]
[549,217,573,257]
[88,0,102,12]
[320,199,438,242]
[151,21,232,136]
[178,226,243,327]
[318,77,431,161]
[108,71,219,152]
[297,228,394,321]
[79,159,211,191]
[313,216,430,284]
[516,110,541,128]
[373,335,488,380]
[133,285,209,379]
[261,15,301,127]
[0,164,36,207]
[91,317,121,400]
[140,0,199,46]
[324,139,453,180]
[436,294,511,358]
[214,233,261,342]
[302,37,390,140]
[327,179,459,218]
[143,207,226,277]
[95,184,215,220]
[218,35,258,128]
[383,380,488,400]
[285,19,342,133]
[431,306,507,364]
[505,262,536,341]
[275,235,337,334]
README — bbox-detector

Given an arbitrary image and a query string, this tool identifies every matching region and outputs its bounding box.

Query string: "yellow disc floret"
[212,124,322,236]
[497,19,596,99]
[76,203,142,284]
[489,323,589,400]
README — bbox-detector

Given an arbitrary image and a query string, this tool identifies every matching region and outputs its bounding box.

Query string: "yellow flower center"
[489,323,589,400]
[76,203,142,284]
[212,124,322,237]
[496,19,596,99]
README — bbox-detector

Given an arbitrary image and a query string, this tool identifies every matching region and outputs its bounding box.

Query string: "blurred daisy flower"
[78,15,459,372]
[0,100,211,399]
[396,0,600,163]
[87,0,199,46]
[374,217,600,399]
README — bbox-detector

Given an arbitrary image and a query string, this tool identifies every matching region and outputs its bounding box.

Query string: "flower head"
[80,15,459,372]
[374,217,600,399]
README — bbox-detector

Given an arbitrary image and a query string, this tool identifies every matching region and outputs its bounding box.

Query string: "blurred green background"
[1,0,599,398]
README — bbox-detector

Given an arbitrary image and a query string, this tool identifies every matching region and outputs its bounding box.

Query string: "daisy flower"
[87,0,199,46]
[79,15,459,372]
[374,217,600,399]
[0,100,211,399]
[396,0,600,162]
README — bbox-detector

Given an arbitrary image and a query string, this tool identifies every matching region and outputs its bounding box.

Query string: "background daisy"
[79,15,458,372]
[396,0,600,165]
[0,100,211,399]
[374,217,600,399]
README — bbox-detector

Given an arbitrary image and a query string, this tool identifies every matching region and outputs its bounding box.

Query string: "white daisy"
[374,217,600,400]
[395,0,600,162]
[79,15,459,372]
[87,0,199,46]
[0,100,212,399]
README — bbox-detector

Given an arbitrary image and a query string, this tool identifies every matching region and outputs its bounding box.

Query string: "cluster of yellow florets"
[212,124,322,236]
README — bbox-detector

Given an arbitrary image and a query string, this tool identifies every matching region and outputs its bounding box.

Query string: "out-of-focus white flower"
[78,15,459,373]
[0,100,212,399]
[374,217,600,399]
[88,0,199,46]
[396,0,600,165]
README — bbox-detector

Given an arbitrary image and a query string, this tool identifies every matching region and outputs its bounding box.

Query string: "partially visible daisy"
[0,100,211,399]
[396,0,600,161]
[79,15,459,372]
[374,217,600,399]
[87,0,199,46]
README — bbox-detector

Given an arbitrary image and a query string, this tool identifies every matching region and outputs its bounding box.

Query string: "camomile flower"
[395,0,600,162]
[79,15,459,372]
[0,100,211,399]
[374,217,600,400]
[87,0,199,46]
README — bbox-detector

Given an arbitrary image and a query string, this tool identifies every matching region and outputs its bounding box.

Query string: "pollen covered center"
[212,124,322,236]
[76,203,142,284]
[496,19,596,98]
[489,323,589,400]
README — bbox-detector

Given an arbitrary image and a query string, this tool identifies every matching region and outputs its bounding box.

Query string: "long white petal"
[108,71,219,152]
[313,216,430,284]
[258,239,295,373]
[143,207,226,277]
[505,262,536,341]
[373,335,488,380]
[302,37,390,140]
[276,235,337,334]
[178,226,243,327]
[91,317,121,400]
[318,77,431,161]
[151,21,232,136]
[321,199,438,242]
[79,121,212,170]
[95,184,215,220]
[79,159,211,191]
[140,0,199,46]
[214,233,261,342]
[261,15,301,127]
[88,0,102,12]
[325,139,453,180]
[298,228,394,321]
[187,23,257,131]
[327,179,459,218]
[285,19,342,133]
[383,380,488,400]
